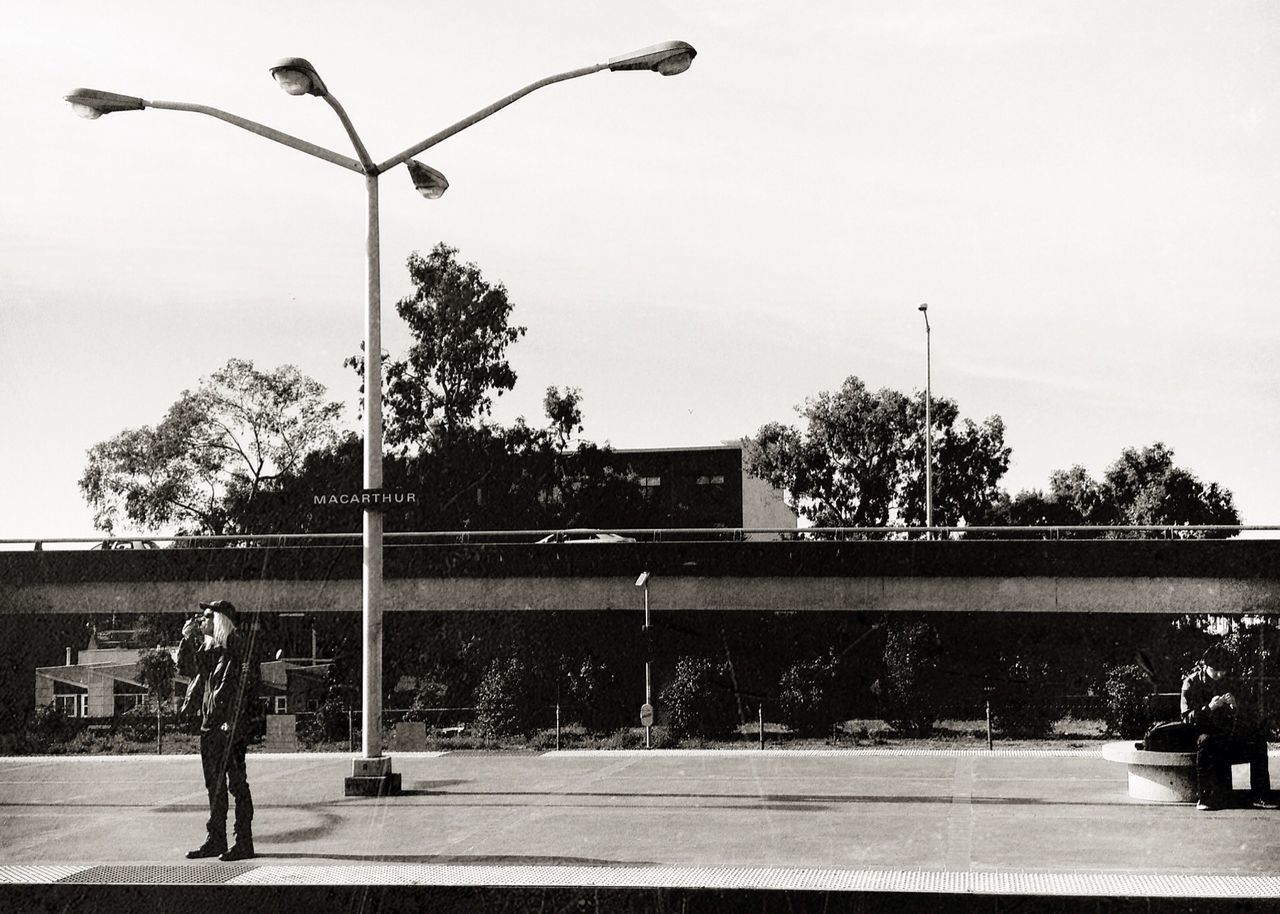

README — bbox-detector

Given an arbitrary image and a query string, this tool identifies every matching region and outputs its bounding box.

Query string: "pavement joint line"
[1,863,1278,896]
[3,749,1278,762]
[545,748,1280,758]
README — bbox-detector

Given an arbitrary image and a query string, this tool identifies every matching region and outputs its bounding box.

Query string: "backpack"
[1141,720,1197,752]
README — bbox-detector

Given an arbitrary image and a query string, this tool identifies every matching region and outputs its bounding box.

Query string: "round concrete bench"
[1102,740,1196,802]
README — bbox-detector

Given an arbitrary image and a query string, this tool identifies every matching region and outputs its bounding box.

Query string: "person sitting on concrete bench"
[1181,643,1277,812]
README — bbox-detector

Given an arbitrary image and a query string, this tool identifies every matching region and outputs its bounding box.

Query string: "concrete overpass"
[2,538,1277,617]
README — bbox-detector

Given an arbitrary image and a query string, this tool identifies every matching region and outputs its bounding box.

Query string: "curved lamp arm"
[145,100,364,173]
[376,63,605,174]
[374,40,695,174]
[64,89,364,174]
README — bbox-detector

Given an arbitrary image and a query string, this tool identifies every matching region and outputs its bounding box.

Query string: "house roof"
[36,662,143,689]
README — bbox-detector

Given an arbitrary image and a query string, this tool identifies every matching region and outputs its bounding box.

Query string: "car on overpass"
[535,529,637,544]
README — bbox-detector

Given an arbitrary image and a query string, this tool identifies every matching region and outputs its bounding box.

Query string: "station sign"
[312,489,419,511]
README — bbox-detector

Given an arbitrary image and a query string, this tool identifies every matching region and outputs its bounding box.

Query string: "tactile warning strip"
[542,748,1107,758]
[0,864,1274,896]
[0,865,83,883]
[226,866,1280,896]
[55,864,254,885]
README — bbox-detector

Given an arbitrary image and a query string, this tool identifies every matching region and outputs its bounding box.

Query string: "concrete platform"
[0,748,1277,899]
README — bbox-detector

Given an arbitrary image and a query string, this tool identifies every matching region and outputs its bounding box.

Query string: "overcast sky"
[1,1,1276,541]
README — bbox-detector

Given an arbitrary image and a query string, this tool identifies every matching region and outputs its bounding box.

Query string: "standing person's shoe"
[185,841,227,859]
[1195,797,1221,811]
[1249,796,1280,810]
[220,840,255,862]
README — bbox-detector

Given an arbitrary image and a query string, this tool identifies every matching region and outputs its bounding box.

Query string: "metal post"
[555,703,561,751]
[985,699,993,751]
[363,171,384,762]
[644,662,652,750]
[924,309,932,534]
[643,581,652,749]
[758,704,764,750]
[345,170,398,795]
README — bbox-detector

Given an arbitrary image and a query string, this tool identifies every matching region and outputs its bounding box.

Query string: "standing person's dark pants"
[200,728,253,849]
[1196,727,1270,807]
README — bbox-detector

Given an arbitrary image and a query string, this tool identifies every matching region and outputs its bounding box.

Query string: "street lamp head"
[635,571,651,587]
[64,88,146,119]
[270,57,328,97]
[406,160,449,199]
[918,303,928,312]
[607,40,697,76]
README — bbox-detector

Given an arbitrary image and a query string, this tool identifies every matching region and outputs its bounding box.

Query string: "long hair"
[211,611,236,649]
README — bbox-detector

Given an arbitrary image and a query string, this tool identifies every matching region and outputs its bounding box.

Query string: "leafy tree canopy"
[79,359,343,535]
[743,375,1010,528]
[345,243,526,455]
[1007,442,1239,537]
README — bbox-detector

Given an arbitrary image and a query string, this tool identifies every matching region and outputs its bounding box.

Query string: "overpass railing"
[3,524,1278,550]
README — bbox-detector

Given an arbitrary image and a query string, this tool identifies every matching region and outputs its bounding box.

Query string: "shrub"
[1101,663,1158,738]
[659,656,738,740]
[473,656,529,738]
[299,697,348,746]
[873,619,944,736]
[561,653,615,732]
[777,652,841,737]
[989,657,1060,738]
[29,703,72,741]
[117,704,157,742]
[599,726,675,750]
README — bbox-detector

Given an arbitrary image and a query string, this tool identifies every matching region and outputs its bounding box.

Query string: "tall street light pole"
[917,303,932,535]
[635,571,653,749]
[66,40,697,796]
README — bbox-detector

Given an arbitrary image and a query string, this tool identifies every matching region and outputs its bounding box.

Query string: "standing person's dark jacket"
[178,630,259,740]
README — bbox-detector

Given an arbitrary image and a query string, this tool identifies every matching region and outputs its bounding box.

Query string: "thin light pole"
[637,571,653,748]
[918,303,932,534]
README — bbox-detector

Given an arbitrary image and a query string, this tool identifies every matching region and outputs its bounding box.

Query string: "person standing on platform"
[178,599,259,860]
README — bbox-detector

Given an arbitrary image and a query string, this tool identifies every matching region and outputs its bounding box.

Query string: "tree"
[743,375,1010,528]
[347,243,526,455]
[79,359,343,535]
[1008,442,1239,537]
[137,648,176,711]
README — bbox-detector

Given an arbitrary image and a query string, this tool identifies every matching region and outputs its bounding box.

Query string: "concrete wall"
[2,539,1277,616]
[741,473,798,535]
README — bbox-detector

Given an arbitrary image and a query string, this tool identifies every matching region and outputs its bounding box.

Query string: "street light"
[635,571,653,749]
[67,41,696,795]
[918,303,932,535]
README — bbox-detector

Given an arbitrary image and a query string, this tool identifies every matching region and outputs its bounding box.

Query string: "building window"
[114,693,145,715]
[697,475,726,486]
[54,694,88,718]
[275,696,289,714]
[637,476,661,497]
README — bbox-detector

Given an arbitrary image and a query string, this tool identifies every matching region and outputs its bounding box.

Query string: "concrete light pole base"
[344,756,401,797]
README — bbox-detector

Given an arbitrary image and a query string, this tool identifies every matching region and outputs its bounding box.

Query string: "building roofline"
[610,442,743,455]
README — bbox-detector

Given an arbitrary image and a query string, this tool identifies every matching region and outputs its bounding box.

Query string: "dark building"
[602,443,796,534]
